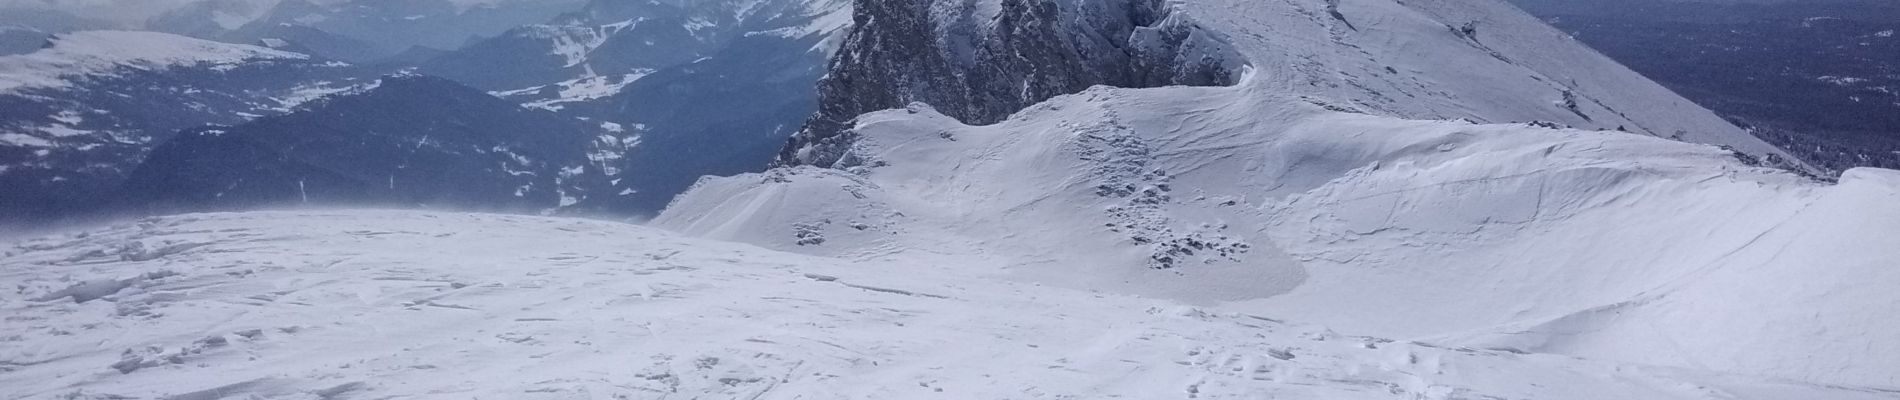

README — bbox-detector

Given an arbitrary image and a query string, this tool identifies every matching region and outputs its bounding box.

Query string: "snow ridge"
[660,0,1900,389]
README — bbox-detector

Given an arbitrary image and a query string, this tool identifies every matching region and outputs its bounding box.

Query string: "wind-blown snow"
[0,31,308,94]
[4,210,1894,399]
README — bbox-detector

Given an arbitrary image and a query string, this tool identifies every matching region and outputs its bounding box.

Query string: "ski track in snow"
[2,210,1893,400]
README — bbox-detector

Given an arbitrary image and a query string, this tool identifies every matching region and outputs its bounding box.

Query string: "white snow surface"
[1229,0,1799,165]
[0,30,307,94]
[653,0,1900,389]
[661,89,1900,390]
[4,0,1896,396]
[4,210,1897,400]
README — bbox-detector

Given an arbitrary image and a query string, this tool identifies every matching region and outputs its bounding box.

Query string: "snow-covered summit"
[0,30,307,94]
[782,0,1803,170]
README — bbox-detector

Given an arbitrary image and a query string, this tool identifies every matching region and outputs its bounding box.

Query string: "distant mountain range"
[419,0,850,214]
[0,0,851,224]
[118,74,615,214]
[0,31,372,223]
[1507,0,1900,176]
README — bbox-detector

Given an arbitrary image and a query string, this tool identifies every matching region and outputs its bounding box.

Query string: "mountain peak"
[777,0,1803,171]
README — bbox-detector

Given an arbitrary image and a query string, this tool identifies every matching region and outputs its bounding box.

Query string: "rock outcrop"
[778,0,1246,167]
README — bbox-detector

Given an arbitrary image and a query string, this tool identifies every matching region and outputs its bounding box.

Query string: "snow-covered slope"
[658,0,1900,389]
[663,88,1900,389]
[781,0,1804,171]
[0,30,306,93]
[4,210,1895,399]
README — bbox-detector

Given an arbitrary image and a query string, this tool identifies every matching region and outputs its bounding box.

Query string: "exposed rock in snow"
[781,0,1245,167]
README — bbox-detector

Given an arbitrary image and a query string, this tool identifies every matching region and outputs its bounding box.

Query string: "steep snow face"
[781,0,1804,170]
[4,210,1895,399]
[656,0,1900,388]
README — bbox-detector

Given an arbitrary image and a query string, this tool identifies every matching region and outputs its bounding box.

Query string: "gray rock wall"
[779,0,1246,167]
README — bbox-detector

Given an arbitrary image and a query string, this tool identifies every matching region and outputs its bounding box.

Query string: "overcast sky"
[0,0,205,24]
[0,0,552,25]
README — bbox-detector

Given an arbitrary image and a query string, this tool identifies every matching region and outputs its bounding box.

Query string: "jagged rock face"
[115,75,610,215]
[779,0,1246,166]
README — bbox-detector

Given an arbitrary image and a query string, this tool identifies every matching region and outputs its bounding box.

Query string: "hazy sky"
[0,0,205,24]
[0,0,551,25]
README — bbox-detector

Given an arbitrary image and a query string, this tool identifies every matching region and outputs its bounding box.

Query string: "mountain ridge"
[657,0,1900,387]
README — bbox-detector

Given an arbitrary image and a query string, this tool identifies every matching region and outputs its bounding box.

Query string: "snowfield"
[4,210,1897,399]
[664,88,1900,388]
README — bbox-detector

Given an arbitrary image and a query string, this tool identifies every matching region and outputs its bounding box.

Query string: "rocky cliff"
[778,0,1246,166]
